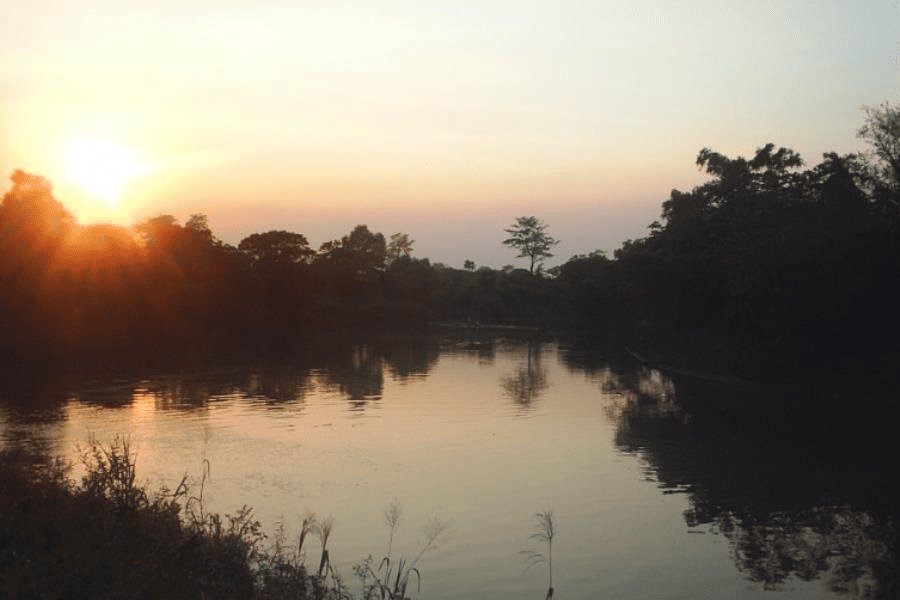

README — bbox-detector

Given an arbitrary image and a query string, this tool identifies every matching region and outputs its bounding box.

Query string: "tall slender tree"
[502,216,558,274]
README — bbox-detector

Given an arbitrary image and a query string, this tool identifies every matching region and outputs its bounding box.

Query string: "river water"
[0,334,895,599]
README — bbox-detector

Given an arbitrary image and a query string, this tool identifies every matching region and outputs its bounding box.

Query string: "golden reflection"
[129,389,157,426]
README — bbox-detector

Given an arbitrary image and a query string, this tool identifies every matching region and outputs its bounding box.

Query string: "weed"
[520,509,555,599]
[355,504,446,600]
[1,439,441,600]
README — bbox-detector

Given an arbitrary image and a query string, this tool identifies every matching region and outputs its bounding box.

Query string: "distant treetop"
[502,216,559,275]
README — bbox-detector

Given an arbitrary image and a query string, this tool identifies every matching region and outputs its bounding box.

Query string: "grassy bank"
[0,438,437,600]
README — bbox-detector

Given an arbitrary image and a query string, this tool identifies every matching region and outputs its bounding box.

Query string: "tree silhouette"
[319,225,386,274]
[0,170,74,243]
[238,230,314,266]
[502,216,558,274]
[386,232,414,265]
[859,102,900,186]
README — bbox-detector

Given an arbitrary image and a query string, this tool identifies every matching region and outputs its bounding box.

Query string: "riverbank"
[619,323,900,394]
[0,442,341,600]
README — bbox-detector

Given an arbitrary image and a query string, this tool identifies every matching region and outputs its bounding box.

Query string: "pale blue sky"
[1,0,897,267]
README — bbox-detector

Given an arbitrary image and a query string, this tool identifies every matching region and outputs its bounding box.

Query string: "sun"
[63,136,148,210]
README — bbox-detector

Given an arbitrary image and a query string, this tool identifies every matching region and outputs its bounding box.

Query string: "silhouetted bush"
[0,439,343,599]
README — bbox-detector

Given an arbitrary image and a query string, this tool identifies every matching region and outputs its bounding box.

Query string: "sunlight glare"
[63,137,148,206]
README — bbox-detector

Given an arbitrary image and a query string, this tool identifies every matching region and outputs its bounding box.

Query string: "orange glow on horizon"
[61,136,150,223]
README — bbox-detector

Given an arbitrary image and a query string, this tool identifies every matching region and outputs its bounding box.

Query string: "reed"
[1,438,451,599]
[383,499,403,557]
[520,509,555,599]
[355,504,446,600]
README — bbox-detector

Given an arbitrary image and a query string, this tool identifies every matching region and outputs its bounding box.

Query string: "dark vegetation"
[0,439,332,599]
[2,103,897,598]
[1,104,898,374]
[556,103,900,374]
[0,437,449,600]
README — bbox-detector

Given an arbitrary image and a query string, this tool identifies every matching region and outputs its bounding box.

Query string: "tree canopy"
[386,233,414,264]
[238,231,314,265]
[502,216,558,274]
[1,104,898,370]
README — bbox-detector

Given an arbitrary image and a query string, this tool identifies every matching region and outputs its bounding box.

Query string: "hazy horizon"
[2,0,896,268]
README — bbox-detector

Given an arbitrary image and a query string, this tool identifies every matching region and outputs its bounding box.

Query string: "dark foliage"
[553,105,900,371]
[1,105,898,374]
[0,440,329,599]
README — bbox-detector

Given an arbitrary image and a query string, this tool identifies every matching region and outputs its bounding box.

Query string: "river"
[0,334,895,599]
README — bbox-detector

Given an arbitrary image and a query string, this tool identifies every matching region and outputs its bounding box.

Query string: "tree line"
[553,102,900,370]
[0,169,559,364]
[1,103,897,371]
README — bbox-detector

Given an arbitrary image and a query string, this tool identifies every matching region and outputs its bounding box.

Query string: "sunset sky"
[1,1,896,268]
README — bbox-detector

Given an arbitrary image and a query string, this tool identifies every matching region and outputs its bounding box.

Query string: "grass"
[353,503,446,600]
[520,509,555,599]
[0,438,454,600]
[3,437,560,599]
[0,438,345,599]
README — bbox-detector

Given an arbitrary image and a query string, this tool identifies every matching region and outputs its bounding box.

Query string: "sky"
[1,0,897,268]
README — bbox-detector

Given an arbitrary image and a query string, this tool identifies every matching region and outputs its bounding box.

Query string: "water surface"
[1,335,895,599]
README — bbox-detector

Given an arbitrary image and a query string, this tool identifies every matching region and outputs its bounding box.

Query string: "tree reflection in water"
[0,336,442,418]
[2,337,897,597]
[382,336,440,382]
[246,364,312,405]
[560,343,897,600]
[319,345,385,410]
[500,339,549,410]
[317,337,441,410]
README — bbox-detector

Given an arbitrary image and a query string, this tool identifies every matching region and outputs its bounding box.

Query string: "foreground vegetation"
[1,439,324,599]
[0,438,446,600]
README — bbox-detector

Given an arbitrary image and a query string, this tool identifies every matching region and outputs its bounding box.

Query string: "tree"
[134,215,179,250]
[0,170,77,353]
[502,216,558,274]
[342,225,387,273]
[386,232,414,264]
[0,169,74,242]
[238,230,314,265]
[318,225,387,277]
[463,260,476,271]
[185,213,210,233]
[858,102,900,186]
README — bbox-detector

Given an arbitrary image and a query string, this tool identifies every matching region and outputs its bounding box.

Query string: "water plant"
[521,509,555,599]
[354,503,446,600]
[0,438,358,599]
[384,499,403,556]
[2,437,449,600]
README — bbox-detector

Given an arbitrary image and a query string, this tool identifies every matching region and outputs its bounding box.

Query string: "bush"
[0,439,339,599]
